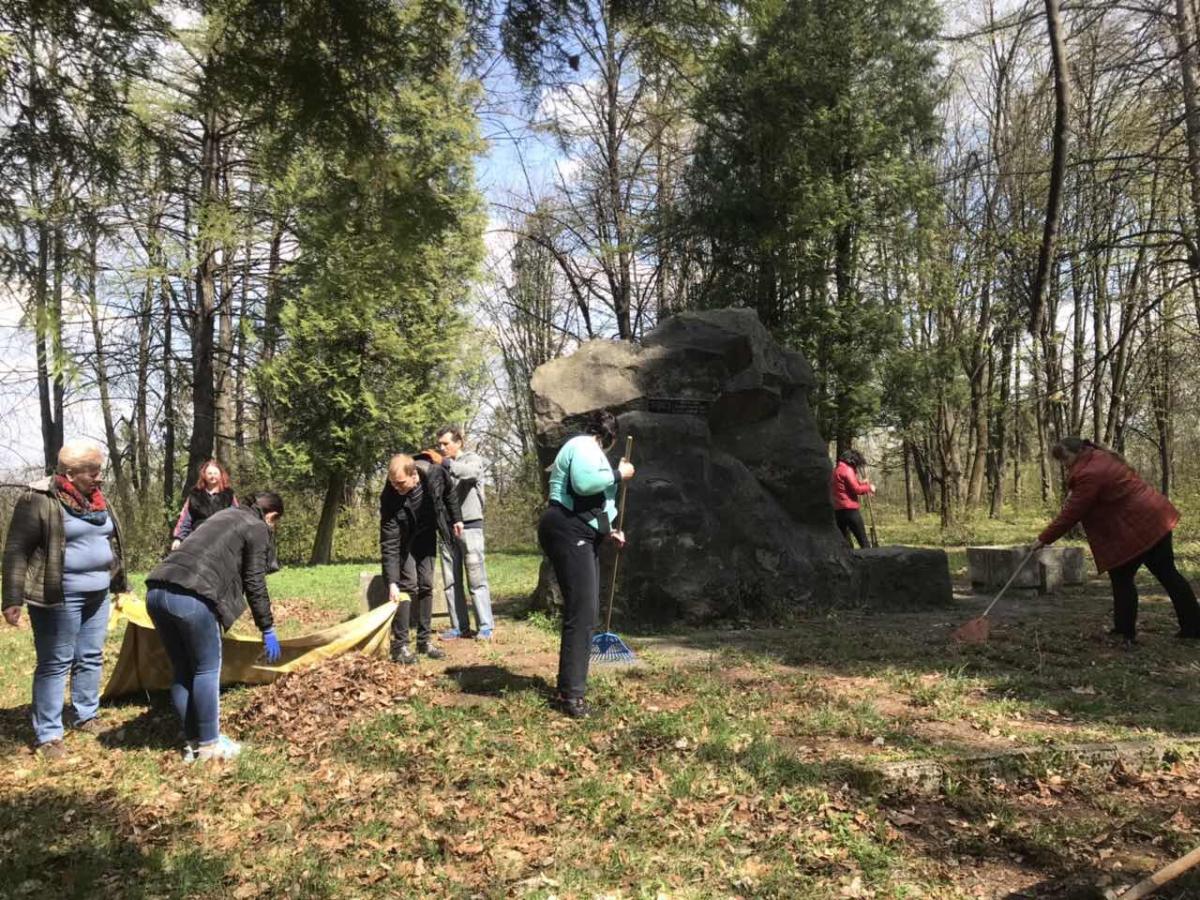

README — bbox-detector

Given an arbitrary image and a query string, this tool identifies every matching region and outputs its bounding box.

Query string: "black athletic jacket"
[380,464,462,585]
[147,505,275,632]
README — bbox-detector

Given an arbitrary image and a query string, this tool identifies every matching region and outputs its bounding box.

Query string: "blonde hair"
[57,440,104,475]
[387,454,416,480]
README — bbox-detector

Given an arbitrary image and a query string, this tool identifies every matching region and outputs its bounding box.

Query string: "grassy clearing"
[6,539,1200,896]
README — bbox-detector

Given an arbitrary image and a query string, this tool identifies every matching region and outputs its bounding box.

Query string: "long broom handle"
[604,435,634,634]
[980,547,1039,619]
[1118,844,1200,899]
[864,493,879,547]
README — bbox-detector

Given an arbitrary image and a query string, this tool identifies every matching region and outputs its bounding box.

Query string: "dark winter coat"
[172,487,237,541]
[2,477,128,610]
[147,505,276,632]
[380,463,462,586]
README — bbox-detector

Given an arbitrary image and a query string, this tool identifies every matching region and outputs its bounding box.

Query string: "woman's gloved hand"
[262,629,282,663]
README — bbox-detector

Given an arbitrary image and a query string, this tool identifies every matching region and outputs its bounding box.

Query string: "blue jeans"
[440,528,494,633]
[145,585,223,745]
[28,590,111,744]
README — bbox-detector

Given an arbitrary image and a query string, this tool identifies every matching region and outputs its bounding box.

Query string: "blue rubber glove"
[262,629,282,663]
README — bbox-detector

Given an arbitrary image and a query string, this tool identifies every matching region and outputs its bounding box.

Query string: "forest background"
[1,0,1193,570]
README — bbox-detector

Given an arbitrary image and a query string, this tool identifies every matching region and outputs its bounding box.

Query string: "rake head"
[590,631,637,664]
[951,615,990,645]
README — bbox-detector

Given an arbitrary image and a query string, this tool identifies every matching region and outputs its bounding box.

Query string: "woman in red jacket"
[1033,437,1200,643]
[831,450,875,549]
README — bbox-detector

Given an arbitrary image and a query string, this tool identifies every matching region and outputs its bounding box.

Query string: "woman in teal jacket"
[537,410,635,718]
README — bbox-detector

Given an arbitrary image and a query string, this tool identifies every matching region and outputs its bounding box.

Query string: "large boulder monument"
[531,308,952,625]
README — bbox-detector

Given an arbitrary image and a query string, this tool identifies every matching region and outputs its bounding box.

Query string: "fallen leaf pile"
[228,653,421,747]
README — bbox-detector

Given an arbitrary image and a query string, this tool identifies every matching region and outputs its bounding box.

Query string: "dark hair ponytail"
[250,491,285,517]
[838,449,865,469]
[583,410,619,450]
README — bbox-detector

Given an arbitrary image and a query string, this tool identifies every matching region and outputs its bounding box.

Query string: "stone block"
[1036,546,1087,592]
[360,572,390,612]
[968,545,1088,596]
[967,546,1040,594]
[852,547,954,610]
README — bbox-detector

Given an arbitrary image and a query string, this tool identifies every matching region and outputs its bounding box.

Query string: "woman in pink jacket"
[831,450,874,548]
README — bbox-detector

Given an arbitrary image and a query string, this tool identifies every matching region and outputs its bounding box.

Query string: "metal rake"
[591,435,636,664]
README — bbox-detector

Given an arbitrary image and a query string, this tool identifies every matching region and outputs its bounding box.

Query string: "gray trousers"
[439,526,494,633]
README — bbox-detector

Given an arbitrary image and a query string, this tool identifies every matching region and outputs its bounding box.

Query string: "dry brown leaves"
[228,653,424,753]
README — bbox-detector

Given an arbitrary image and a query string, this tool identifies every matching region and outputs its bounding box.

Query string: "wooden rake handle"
[604,435,633,634]
[980,547,1039,619]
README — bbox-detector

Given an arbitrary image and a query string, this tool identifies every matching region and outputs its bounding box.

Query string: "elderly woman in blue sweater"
[2,440,129,759]
[537,410,636,718]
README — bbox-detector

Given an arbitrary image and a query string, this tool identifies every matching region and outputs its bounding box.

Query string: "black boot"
[552,694,590,719]
[417,643,445,660]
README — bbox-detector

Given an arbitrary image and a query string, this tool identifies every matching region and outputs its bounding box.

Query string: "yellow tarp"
[101,594,399,700]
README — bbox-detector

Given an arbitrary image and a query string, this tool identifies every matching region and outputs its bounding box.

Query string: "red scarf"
[54,474,108,514]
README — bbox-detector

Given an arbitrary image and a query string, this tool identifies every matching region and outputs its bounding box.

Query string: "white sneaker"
[196,734,242,761]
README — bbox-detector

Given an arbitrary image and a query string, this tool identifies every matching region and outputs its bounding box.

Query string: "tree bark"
[310,470,348,565]
[1029,0,1070,342]
[187,107,221,489]
[161,270,176,509]
[85,232,133,514]
[34,219,62,474]
[258,219,286,448]
[1175,0,1200,271]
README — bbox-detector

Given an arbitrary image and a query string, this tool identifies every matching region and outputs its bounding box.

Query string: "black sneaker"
[418,644,445,660]
[553,695,590,719]
[391,645,417,665]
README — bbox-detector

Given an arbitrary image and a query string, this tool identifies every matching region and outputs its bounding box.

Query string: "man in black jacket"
[380,453,463,664]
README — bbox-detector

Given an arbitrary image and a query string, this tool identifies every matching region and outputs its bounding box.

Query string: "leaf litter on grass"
[228,654,426,757]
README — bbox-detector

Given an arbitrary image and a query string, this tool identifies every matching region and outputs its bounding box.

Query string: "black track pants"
[538,503,602,700]
[835,508,869,549]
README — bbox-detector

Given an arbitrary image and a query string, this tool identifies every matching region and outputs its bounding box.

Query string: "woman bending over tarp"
[145,492,285,761]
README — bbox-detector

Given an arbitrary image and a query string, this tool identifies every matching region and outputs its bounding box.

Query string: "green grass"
[8,532,1200,896]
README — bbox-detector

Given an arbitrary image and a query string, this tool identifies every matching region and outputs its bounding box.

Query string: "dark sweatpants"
[538,503,602,700]
[391,529,437,649]
[835,508,869,549]
[1108,532,1200,638]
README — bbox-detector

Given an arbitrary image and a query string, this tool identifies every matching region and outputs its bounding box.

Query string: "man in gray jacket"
[435,426,494,639]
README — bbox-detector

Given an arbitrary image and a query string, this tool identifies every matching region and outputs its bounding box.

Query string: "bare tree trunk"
[903,438,914,522]
[85,233,133,513]
[161,272,176,508]
[134,210,161,498]
[1175,0,1200,270]
[34,219,62,474]
[310,470,348,565]
[214,156,236,468]
[187,109,221,489]
[989,327,1014,516]
[604,5,632,340]
[1029,0,1070,341]
[1013,343,1023,504]
[258,220,285,448]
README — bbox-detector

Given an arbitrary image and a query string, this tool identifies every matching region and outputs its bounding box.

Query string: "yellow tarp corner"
[102,594,400,700]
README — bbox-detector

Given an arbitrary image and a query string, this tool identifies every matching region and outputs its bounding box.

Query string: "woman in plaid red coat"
[1033,437,1200,642]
